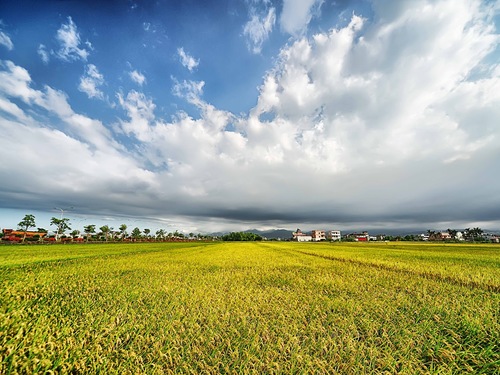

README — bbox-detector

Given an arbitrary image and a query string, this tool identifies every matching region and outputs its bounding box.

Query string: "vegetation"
[16,214,36,243]
[49,217,71,241]
[221,231,263,241]
[0,242,498,374]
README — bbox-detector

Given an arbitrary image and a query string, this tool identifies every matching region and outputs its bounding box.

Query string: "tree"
[17,214,36,243]
[119,224,128,240]
[156,229,165,241]
[143,228,151,239]
[467,227,484,241]
[222,232,263,241]
[447,229,457,240]
[50,217,71,241]
[99,225,111,241]
[83,224,96,242]
[131,227,142,241]
[70,229,80,238]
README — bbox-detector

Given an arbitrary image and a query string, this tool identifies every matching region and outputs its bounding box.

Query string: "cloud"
[129,70,146,86]
[172,79,205,105]
[243,7,276,54]
[37,44,49,64]
[0,30,13,50]
[280,0,323,36]
[78,64,105,99]
[177,48,199,72]
[55,16,91,61]
[1,0,500,233]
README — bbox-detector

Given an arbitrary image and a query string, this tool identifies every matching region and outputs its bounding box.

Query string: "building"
[2,229,47,241]
[292,229,312,242]
[345,231,370,241]
[327,230,341,241]
[311,230,326,241]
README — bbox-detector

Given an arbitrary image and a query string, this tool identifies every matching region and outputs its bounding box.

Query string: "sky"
[0,0,499,235]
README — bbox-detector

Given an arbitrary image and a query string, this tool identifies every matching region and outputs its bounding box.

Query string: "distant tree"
[37,228,48,233]
[50,217,71,241]
[131,227,142,241]
[156,229,166,241]
[119,224,128,240]
[189,232,194,239]
[99,225,111,241]
[143,228,151,239]
[222,232,262,241]
[70,229,80,238]
[17,214,36,243]
[468,227,484,241]
[83,224,96,242]
[447,229,457,240]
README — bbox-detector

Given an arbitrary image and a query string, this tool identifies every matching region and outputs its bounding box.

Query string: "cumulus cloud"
[1,0,500,232]
[78,64,105,99]
[55,16,91,61]
[0,30,13,50]
[243,7,276,54]
[129,70,146,85]
[177,48,199,71]
[280,0,323,36]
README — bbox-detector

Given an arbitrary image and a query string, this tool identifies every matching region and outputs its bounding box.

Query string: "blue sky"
[1,0,499,235]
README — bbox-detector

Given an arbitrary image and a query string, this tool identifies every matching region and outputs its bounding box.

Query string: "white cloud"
[37,44,49,64]
[78,64,105,99]
[243,7,276,54]
[1,0,500,232]
[117,90,156,141]
[280,0,323,36]
[0,30,13,50]
[172,79,205,105]
[129,70,146,86]
[56,16,91,62]
[177,48,199,72]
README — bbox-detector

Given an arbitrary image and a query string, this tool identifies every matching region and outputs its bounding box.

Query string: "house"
[292,229,312,242]
[327,230,341,241]
[429,232,452,241]
[345,231,370,241]
[311,230,326,241]
[2,229,47,241]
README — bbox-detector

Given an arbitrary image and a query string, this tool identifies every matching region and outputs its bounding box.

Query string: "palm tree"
[156,229,166,241]
[119,224,128,241]
[99,225,113,242]
[84,224,96,242]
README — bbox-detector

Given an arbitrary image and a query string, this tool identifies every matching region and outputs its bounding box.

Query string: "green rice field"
[1,241,499,374]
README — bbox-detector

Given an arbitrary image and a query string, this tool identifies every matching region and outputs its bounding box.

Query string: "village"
[291,228,500,243]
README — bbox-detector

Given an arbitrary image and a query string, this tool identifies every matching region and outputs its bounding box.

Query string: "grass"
[0,241,498,374]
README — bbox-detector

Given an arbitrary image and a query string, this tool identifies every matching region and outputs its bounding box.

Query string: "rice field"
[1,241,499,374]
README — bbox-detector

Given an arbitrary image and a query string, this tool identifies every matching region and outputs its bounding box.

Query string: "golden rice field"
[0,241,499,374]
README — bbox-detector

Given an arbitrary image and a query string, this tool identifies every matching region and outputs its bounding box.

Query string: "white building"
[292,229,312,242]
[327,230,341,241]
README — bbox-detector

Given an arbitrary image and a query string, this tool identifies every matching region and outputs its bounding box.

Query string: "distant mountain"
[243,229,293,240]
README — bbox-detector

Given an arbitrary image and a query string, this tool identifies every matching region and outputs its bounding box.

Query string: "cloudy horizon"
[1,0,499,234]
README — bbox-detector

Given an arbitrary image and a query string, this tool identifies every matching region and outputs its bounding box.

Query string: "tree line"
[2,214,214,243]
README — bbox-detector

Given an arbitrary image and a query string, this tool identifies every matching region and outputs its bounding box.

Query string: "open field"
[1,242,499,374]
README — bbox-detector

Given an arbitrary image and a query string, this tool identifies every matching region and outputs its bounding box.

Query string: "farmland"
[1,242,499,374]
